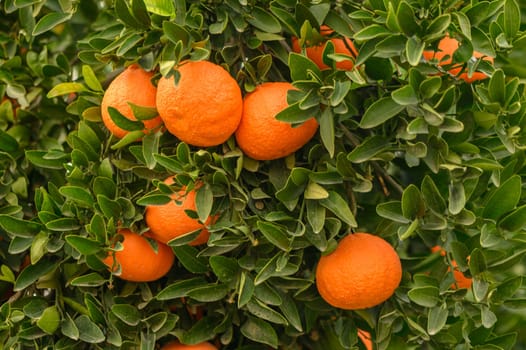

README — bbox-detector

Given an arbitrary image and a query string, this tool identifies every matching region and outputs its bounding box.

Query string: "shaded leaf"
[241,316,278,349]
[360,96,405,128]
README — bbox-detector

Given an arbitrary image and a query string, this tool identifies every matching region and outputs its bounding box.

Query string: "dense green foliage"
[2,0,526,349]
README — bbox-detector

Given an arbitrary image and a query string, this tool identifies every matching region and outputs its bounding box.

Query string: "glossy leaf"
[33,12,72,36]
[241,316,278,349]
[482,175,521,221]
[360,97,405,129]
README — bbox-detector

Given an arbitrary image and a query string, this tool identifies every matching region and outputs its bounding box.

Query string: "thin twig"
[340,124,404,197]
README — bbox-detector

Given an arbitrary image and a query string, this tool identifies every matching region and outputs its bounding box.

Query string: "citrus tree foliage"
[2,0,526,349]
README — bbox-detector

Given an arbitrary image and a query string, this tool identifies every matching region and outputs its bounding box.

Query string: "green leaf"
[488,69,506,106]
[131,0,151,27]
[247,7,281,33]
[401,184,424,219]
[473,111,498,129]
[319,107,335,158]
[241,316,278,349]
[238,272,255,308]
[406,36,425,66]
[70,272,106,287]
[257,221,291,251]
[421,175,446,214]
[392,85,418,105]
[142,131,160,169]
[65,235,102,255]
[278,292,303,332]
[0,130,19,152]
[288,53,322,82]
[172,245,208,274]
[0,214,42,237]
[163,21,190,46]
[306,199,326,233]
[472,278,489,302]
[407,286,440,307]
[503,0,520,39]
[14,260,58,291]
[97,195,122,218]
[75,315,105,343]
[26,151,66,170]
[448,181,466,215]
[360,96,405,128]
[107,106,144,132]
[498,204,526,232]
[78,121,101,153]
[209,256,239,283]
[425,14,451,39]
[419,76,442,99]
[45,218,80,231]
[275,101,318,124]
[180,316,220,344]
[469,248,486,277]
[304,182,329,200]
[353,24,390,41]
[376,201,411,224]
[482,175,521,221]
[59,186,95,207]
[112,304,141,326]
[37,306,60,334]
[144,0,175,16]
[454,12,471,39]
[330,80,351,107]
[427,303,448,335]
[128,102,158,121]
[47,82,87,98]
[93,177,116,198]
[348,135,391,163]
[247,299,288,325]
[30,232,49,264]
[33,12,72,36]
[187,283,229,302]
[156,277,208,300]
[81,65,103,92]
[397,1,419,36]
[195,184,213,223]
[115,0,144,28]
[319,191,357,227]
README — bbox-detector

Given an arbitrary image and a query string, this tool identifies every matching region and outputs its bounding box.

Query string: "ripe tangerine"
[100,64,162,138]
[422,35,493,83]
[103,229,174,282]
[156,60,243,147]
[145,177,213,246]
[431,245,472,289]
[235,82,318,161]
[291,25,358,70]
[315,232,402,310]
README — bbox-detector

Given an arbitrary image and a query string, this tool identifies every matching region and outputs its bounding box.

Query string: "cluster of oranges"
[101,60,319,161]
[98,26,489,349]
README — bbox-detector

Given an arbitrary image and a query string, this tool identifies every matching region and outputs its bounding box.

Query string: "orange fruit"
[291,25,358,70]
[103,228,174,282]
[235,82,319,160]
[315,232,402,310]
[357,329,373,350]
[431,246,472,289]
[160,341,218,350]
[156,60,243,147]
[101,64,162,138]
[145,177,213,246]
[422,34,493,83]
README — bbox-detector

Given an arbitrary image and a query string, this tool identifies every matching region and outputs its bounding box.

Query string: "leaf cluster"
[2,0,526,349]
